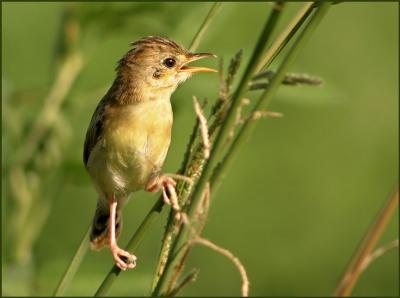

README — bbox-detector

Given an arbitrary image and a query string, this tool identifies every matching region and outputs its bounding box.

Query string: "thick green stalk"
[53,225,91,296]
[153,3,285,295]
[210,3,331,194]
[95,199,164,296]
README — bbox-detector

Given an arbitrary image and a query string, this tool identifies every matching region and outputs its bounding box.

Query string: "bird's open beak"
[179,53,218,73]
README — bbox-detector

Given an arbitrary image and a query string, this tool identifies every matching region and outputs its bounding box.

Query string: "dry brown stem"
[175,183,249,297]
[194,237,250,297]
[251,110,283,120]
[334,189,399,296]
[168,269,199,297]
[193,96,211,159]
[360,239,399,272]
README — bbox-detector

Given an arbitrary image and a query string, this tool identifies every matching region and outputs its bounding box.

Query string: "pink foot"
[146,175,177,205]
[108,196,137,270]
[146,175,182,219]
[111,245,137,270]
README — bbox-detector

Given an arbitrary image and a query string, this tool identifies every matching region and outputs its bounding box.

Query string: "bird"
[83,36,216,270]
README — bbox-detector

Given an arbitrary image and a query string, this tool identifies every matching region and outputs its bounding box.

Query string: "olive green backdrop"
[2,2,398,296]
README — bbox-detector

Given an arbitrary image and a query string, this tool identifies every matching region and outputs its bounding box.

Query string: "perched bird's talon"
[111,247,137,270]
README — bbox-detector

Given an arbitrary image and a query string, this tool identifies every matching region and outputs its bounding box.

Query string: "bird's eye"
[163,58,176,68]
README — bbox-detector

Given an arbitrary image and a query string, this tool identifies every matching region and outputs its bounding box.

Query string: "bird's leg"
[109,195,137,270]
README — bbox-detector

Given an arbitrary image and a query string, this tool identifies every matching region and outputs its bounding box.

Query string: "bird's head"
[116,36,217,95]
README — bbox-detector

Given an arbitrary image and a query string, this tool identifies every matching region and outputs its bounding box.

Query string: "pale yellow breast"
[88,97,173,197]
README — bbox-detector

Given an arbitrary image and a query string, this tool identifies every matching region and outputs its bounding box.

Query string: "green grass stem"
[53,225,91,296]
[255,1,314,73]
[189,2,222,52]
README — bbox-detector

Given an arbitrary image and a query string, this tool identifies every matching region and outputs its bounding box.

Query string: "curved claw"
[162,187,171,205]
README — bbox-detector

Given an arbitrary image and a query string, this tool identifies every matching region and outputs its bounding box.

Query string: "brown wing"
[83,96,109,167]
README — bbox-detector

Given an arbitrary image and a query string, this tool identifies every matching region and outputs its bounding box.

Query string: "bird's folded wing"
[83,97,108,167]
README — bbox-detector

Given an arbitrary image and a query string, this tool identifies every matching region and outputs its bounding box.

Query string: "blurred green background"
[2,2,398,296]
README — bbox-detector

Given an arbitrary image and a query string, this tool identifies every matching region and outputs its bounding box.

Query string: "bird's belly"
[87,99,172,198]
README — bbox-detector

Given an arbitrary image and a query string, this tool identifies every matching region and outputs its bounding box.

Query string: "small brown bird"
[83,36,216,270]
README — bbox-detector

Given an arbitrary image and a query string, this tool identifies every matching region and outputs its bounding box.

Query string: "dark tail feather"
[90,202,123,250]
